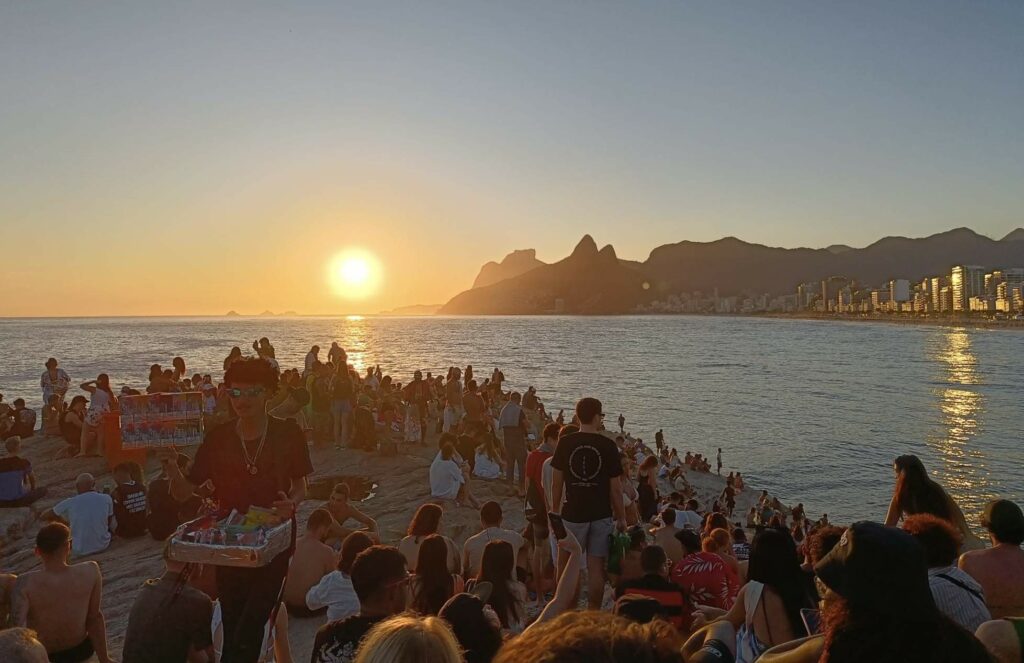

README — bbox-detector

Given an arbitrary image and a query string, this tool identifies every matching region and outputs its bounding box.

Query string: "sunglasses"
[228,387,266,398]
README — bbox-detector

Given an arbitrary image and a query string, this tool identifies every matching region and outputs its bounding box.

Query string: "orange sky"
[3,4,1023,317]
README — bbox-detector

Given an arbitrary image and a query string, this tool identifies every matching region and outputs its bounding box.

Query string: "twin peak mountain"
[440,228,1024,315]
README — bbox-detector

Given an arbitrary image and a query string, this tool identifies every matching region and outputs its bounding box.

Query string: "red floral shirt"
[670,551,739,610]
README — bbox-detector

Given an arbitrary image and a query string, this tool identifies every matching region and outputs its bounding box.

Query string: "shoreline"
[0,426,760,659]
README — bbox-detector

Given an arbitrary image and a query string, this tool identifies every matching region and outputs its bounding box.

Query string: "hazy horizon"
[3,1,1022,316]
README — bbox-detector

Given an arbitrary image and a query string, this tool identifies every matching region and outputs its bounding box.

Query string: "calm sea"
[1,315,1021,528]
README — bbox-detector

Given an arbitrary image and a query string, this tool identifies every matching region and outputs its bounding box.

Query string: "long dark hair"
[338,531,373,574]
[477,540,521,628]
[413,535,455,615]
[821,596,993,663]
[893,455,951,521]
[408,503,443,539]
[747,528,814,639]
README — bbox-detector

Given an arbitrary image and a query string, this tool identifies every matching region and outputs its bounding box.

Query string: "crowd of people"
[0,339,1021,663]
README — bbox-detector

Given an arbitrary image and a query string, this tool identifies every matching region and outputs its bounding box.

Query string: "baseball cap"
[980,499,1024,544]
[814,521,938,620]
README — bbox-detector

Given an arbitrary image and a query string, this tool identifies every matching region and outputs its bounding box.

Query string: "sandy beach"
[0,425,760,661]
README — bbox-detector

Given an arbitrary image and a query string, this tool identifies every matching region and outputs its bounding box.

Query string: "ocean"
[1,315,1021,528]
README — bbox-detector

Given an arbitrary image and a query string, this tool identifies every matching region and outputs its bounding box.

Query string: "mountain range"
[439,227,1024,315]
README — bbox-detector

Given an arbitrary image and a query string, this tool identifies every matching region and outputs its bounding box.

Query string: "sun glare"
[327,249,382,300]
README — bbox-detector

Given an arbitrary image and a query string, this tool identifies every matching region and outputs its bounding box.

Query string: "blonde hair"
[353,614,462,663]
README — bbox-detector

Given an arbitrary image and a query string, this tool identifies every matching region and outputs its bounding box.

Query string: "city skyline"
[3,2,1023,316]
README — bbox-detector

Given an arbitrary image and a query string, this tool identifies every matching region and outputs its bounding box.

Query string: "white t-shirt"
[463,527,525,578]
[305,571,360,622]
[540,456,566,510]
[473,451,502,480]
[430,456,464,501]
[674,509,703,531]
[53,491,113,556]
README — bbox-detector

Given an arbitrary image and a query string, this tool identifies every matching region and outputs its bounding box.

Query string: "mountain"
[1002,228,1024,242]
[225,310,240,317]
[472,249,546,288]
[378,304,443,316]
[441,235,652,314]
[825,244,853,254]
[441,228,1024,314]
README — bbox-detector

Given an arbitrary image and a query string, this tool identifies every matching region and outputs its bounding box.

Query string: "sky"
[2,1,1022,316]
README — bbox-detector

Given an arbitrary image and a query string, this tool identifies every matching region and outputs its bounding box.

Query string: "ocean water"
[1,315,1022,528]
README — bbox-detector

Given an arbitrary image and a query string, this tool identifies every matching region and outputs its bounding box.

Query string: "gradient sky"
[2,1,1022,316]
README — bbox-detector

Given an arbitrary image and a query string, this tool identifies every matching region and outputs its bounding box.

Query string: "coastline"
[0,428,759,659]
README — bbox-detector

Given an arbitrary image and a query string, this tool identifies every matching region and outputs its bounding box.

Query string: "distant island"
[377,304,443,316]
[225,310,300,317]
[439,227,1024,315]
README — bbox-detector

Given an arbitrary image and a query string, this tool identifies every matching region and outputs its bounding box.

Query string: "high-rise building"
[889,279,911,304]
[939,286,953,313]
[951,265,985,311]
[821,276,849,312]
[930,276,944,311]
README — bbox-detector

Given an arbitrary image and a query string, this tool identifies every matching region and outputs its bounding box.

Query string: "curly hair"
[493,610,683,663]
[224,357,279,392]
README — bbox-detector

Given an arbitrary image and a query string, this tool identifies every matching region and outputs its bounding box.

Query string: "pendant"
[248,464,258,476]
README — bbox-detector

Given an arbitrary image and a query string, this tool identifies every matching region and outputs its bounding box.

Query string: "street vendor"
[159,357,313,663]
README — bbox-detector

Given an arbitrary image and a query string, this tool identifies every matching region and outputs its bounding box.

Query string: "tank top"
[736,581,770,663]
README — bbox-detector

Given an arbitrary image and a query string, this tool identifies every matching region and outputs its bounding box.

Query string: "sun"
[327,249,383,300]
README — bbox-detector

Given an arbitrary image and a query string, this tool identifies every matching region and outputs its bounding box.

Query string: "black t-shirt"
[147,477,180,540]
[311,614,385,663]
[122,573,214,663]
[113,481,149,537]
[188,417,313,513]
[550,431,623,523]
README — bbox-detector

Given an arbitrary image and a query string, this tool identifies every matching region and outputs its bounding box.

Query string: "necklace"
[237,418,269,476]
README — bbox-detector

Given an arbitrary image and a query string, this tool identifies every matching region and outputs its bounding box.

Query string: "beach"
[0,426,760,660]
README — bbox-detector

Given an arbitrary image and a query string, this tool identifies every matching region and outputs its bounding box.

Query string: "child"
[112,461,148,538]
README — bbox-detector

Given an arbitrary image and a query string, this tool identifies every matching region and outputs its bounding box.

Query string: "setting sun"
[327,249,383,300]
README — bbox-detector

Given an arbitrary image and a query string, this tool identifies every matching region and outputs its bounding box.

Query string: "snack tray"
[167,518,292,568]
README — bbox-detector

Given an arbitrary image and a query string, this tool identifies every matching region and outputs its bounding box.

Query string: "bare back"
[960,546,1024,618]
[18,562,99,653]
[283,537,337,607]
[653,526,685,563]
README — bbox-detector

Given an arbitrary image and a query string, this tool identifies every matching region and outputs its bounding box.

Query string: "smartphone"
[800,608,822,635]
[548,512,567,540]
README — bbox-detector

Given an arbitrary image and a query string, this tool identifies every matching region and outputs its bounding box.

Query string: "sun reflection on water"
[928,328,992,520]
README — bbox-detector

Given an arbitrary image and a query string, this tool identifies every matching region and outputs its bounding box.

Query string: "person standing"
[40,358,71,411]
[331,359,354,450]
[78,374,117,457]
[442,368,464,434]
[550,397,627,610]
[327,342,345,367]
[12,523,114,663]
[655,429,664,453]
[160,358,312,663]
[498,393,528,495]
[716,448,723,475]
[617,413,625,433]
[304,346,320,376]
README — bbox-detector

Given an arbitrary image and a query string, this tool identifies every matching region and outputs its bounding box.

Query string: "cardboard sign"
[119,392,204,448]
